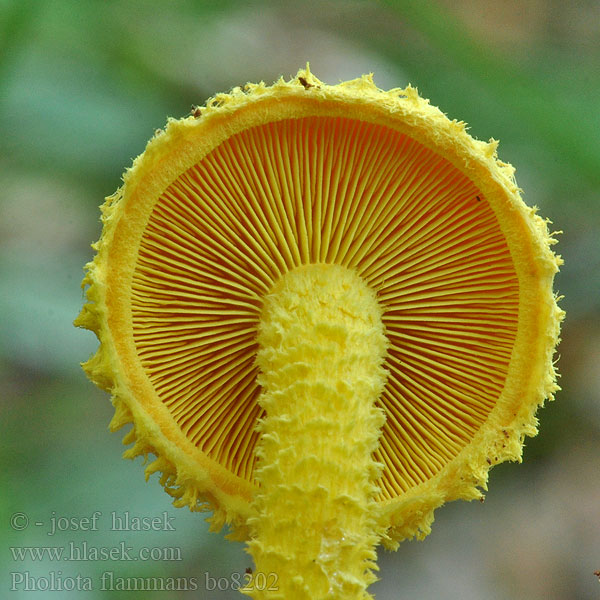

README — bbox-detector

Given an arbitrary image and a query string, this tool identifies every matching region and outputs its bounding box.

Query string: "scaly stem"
[245,263,388,600]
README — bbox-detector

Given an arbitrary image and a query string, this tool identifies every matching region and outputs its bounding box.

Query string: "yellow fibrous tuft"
[76,66,563,560]
[246,263,387,599]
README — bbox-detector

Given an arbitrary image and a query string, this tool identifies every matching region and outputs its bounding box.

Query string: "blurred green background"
[1,1,598,598]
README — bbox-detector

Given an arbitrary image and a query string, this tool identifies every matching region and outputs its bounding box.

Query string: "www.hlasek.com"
[10,541,182,562]
[10,570,280,592]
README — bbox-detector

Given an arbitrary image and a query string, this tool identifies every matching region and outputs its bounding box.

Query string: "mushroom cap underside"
[76,69,563,545]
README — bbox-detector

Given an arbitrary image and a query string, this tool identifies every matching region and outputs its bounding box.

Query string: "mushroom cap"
[76,68,563,545]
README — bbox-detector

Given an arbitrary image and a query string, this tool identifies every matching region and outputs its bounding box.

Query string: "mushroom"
[76,68,564,599]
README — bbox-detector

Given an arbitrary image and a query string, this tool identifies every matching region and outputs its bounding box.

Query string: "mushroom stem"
[246,263,389,600]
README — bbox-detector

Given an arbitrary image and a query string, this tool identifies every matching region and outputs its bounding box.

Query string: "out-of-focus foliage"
[1,1,598,599]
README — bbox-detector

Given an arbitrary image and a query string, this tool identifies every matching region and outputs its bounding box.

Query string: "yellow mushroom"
[76,67,564,599]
